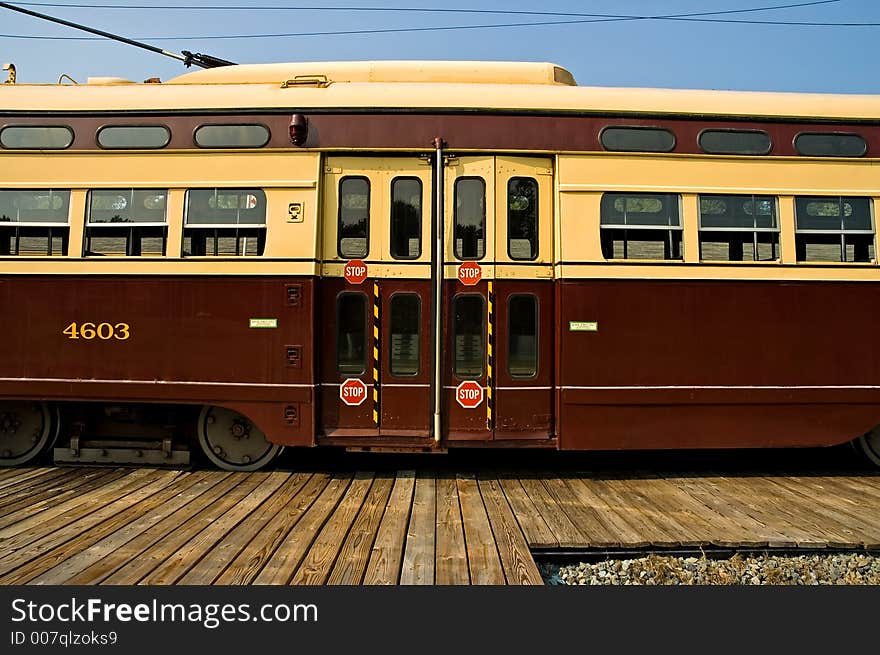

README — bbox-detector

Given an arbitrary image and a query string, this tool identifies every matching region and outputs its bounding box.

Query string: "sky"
[1,0,879,94]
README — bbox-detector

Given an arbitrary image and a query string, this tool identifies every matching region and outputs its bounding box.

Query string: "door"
[318,154,554,444]
[318,157,432,439]
[443,156,555,441]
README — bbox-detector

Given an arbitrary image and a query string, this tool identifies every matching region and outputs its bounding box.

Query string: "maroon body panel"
[0,275,316,446]
[557,278,880,450]
[6,113,880,157]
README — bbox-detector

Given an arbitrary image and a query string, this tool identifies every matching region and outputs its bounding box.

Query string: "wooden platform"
[0,466,878,585]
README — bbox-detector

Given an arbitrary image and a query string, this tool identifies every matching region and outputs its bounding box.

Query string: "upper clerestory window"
[97,125,170,149]
[600,126,675,153]
[699,129,772,156]
[0,125,73,150]
[194,124,270,148]
[794,133,867,158]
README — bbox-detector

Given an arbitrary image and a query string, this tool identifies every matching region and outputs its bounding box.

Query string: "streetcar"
[2,59,879,470]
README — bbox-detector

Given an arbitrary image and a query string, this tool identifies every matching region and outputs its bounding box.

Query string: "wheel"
[0,401,58,466]
[196,406,282,471]
[855,427,880,467]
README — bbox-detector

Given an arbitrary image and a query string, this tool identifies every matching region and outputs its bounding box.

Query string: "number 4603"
[63,322,131,340]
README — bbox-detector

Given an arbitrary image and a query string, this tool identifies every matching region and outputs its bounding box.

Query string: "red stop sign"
[340,378,368,406]
[455,380,484,409]
[457,261,482,286]
[344,259,368,285]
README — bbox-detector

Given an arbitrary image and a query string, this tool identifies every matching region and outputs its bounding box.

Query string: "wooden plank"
[0,468,166,557]
[823,475,880,501]
[477,475,543,585]
[616,476,720,547]
[0,471,205,584]
[214,473,330,585]
[399,472,436,585]
[766,476,880,548]
[290,472,374,585]
[540,476,621,547]
[140,472,291,585]
[433,473,469,585]
[0,468,108,518]
[457,473,505,585]
[517,476,588,547]
[0,467,69,495]
[100,473,270,585]
[670,475,796,547]
[0,469,129,535]
[27,471,237,585]
[588,478,682,547]
[710,475,836,548]
[498,476,558,548]
[564,478,649,547]
[326,474,395,586]
[363,470,416,585]
[253,475,352,585]
[178,472,313,585]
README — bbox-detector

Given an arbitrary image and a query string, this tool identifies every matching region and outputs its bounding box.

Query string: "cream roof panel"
[4,73,880,120]
[165,60,575,86]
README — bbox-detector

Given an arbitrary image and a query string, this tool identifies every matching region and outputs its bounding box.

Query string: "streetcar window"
[453,295,484,379]
[338,177,369,259]
[699,195,779,262]
[508,177,538,260]
[85,189,168,256]
[795,196,874,263]
[97,125,170,149]
[194,124,270,148]
[337,293,367,375]
[600,127,675,153]
[454,177,486,260]
[508,294,538,378]
[390,177,421,259]
[183,188,266,256]
[600,193,682,260]
[794,133,867,158]
[0,189,70,256]
[0,125,73,150]
[389,294,420,376]
[699,130,772,156]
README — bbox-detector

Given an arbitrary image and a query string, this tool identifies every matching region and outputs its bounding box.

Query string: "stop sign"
[457,261,482,286]
[340,378,368,406]
[344,259,368,285]
[455,380,484,409]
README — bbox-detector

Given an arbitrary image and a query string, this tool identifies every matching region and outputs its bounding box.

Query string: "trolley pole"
[432,137,445,443]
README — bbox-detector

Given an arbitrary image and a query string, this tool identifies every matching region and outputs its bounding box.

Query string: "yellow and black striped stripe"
[372,281,380,426]
[486,280,494,430]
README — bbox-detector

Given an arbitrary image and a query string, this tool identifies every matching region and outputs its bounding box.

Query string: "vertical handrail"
[432,137,445,442]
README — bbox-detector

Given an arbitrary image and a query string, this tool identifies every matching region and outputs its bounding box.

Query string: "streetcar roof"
[3,60,880,121]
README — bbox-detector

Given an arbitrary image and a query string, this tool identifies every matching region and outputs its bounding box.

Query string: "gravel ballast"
[540,552,880,585]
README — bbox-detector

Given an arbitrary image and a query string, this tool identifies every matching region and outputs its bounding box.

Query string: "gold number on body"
[62,322,131,341]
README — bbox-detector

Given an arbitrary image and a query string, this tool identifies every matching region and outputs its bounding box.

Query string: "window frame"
[193,123,271,149]
[0,125,74,150]
[337,175,370,260]
[389,176,422,260]
[388,292,421,378]
[794,196,875,263]
[453,176,487,261]
[793,132,868,158]
[506,293,539,380]
[0,189,71,257]
[599,126,676,153]
[507,176,539,261]
[97,125,171,150]
[599,192,683,261]
[697,194,780,262]
[336,291,368,376]
[84,188,169,257]
[697,129,772,156]
[452,293,485,380]
[182,188,267,257]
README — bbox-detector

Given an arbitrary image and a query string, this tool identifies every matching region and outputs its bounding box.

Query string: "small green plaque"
[249,318,278,329]
[569,321,598,332]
